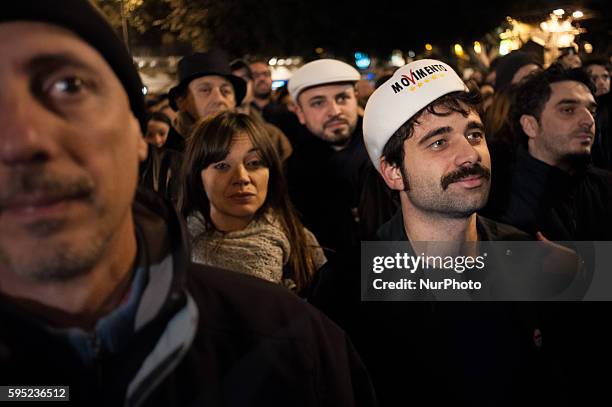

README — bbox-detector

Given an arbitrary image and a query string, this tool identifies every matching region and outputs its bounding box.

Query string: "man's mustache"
[323,116,349,129]
[441,163,491,190]
[0,169,94,211]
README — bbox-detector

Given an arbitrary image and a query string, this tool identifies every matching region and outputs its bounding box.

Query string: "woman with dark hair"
[179,111,325,293]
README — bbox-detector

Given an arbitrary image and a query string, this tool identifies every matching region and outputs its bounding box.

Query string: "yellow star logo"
[439,73,445,77]
[425,79,430,83]
[410,87,416,91]
[418,82,423,87]
[431,75,438,80]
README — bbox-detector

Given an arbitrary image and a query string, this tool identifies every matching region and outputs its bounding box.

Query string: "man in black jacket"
[312,59,582,406]
[0,2,376,406]
[486,65,612,241]
[287,59,370,252]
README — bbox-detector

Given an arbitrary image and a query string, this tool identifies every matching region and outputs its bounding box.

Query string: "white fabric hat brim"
[288,59,361,102]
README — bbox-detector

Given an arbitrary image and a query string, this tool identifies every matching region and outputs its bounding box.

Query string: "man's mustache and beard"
[0,168,110,283]
[400,162,492,218]
[323,115,354,148]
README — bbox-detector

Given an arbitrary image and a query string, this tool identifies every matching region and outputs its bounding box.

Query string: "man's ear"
[137,134,148,162]
[519,114,539,140]
[130,115,148,162]
[295,101,306,125]
[380,157,405,191]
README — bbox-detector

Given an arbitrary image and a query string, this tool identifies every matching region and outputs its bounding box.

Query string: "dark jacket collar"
[376,208,529,242]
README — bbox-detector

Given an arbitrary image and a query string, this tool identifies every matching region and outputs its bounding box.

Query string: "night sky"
[204,0,611,58]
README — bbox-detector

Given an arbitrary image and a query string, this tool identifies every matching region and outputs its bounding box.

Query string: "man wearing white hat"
[363,59,502,242]
[311,59,576,406]
[287,59,370,252]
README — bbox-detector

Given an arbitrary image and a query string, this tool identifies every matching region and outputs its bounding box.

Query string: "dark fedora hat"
[168,49,246,111]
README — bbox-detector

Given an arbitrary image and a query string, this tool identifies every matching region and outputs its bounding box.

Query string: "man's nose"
[327,100,342,117]
[579,107,595,129]
[454,137,481,167]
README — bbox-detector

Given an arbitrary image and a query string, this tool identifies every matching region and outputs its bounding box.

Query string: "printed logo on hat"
[363,59,468,174]
[389,63,450,94]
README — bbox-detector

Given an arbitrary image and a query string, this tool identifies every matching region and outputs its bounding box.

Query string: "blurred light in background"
[390,50,406,67]
[473,41,482,54]
[454,43,465,57]
[584,42,593,53]
[553,9,565,16]
[425,43,433,51]
[354,52,371,69]
[572,10,584,19]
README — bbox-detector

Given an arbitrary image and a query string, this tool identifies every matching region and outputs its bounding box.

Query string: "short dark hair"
[511,65,595,145]
[382,90,483,169]
[230,58,253,80]
[583,59,610,71]
[148,111,172,127]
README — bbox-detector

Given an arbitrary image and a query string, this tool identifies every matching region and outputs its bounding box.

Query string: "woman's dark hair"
[179,111,316,290]
[148,111,172,127]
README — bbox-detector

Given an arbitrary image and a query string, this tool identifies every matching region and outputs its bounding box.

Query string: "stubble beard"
[0,170,113,283]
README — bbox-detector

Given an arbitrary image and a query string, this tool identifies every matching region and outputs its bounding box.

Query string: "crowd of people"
[1,0,612,406]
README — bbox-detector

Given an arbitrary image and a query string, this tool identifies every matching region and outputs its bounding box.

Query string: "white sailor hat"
[288,59,361,102]
[363,59,468,173]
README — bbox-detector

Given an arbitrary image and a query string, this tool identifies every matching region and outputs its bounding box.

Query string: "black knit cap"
[2,0,147,132]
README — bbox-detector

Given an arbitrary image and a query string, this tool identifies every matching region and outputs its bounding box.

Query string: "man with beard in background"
[287,59,369,252]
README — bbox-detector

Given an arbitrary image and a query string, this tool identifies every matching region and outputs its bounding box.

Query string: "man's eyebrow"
[418,126,452,145]
[555,98,580,106]
[334,90,350,97]
[306,95,326,103]
[24,53,94,75]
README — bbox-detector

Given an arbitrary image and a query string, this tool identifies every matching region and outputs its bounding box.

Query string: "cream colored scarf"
[187,212,326,285]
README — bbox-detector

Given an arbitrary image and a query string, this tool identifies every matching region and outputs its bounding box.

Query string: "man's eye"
[50,77,85,95]
[467,132,484,143]
[199,88,211,94]
[311,101,324,108]
[561,107,574,114]
[430,139,446,149]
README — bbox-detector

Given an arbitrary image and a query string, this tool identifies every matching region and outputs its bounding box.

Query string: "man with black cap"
[169,50,246,138]
[169,51,291,160]
[0,2,376,406]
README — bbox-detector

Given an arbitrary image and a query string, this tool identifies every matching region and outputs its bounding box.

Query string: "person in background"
[149,93,177,123]
[287,59,370,252]
[584,59,610,97]
[556,47,582,69]
[144,112,172,149]
[230,58,293,159]
[250,58,275,112]
[179,111,326,295]
[487,65,612,240]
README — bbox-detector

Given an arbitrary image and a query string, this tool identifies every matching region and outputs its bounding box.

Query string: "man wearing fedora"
[169,51,291,160]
